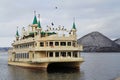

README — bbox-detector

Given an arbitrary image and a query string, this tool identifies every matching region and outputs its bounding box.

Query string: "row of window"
[40,41,76,47]
[15,53,29,59]
[14,41,76,49]
[47,51,79,58]
[14,43,34,49]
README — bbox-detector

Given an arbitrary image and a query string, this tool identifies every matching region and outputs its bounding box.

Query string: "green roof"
[16,30,19,37]
[41,31,45,34]
[33,15,37,24]
[72,22,76,29]
[38,21,41,28]
[29,31,56,36]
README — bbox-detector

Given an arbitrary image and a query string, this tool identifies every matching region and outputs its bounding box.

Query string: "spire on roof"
[72,17,76,29]
[38,14,41,28]
[16,27,19,37]
[32,11,37,24]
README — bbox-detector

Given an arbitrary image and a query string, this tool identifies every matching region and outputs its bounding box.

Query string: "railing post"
[78,52,79,58]
[53,52,55,58]
[71,52,73,58]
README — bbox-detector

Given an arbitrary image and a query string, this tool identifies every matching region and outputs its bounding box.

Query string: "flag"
[51,22,54,26]
[38,14,40,19]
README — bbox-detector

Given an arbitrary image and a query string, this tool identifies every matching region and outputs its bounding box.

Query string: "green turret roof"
[16,30,19,37]
[72,22,76,29]
[33,15,37,24]
[38,21,41,28]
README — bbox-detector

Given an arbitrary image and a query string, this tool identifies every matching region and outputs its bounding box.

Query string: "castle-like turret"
[71,20,77,38]
[37,14,42,38]
[31,11,38,31]
[16,27,19,41]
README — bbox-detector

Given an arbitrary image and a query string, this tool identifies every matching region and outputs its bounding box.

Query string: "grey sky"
[0,0,120,47]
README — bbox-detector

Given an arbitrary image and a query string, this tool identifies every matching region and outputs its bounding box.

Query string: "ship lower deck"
[8,61,83,70]
[8,51,84,70]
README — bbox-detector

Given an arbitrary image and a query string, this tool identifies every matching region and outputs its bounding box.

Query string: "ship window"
[19,53,20,58]
[15,54,17,58]
[17,54,19,58]
[15,54,16,58]
[40,42,44,47]
[68,42,71,46]
[50,42,53,46]
[26,53,27,58]
[73,52,77,57]
[61,42,66,46]
[21,53,23,58]
[23,53,25,58]
[79,52,81,57]
[61,52,66,57]
[26,53,28,58]
[55,42,59,46]
[73,41,76,47]
[18,54,19,58]
[68,52,71,57]
[22,53,23,58]
[24,53,26,58]
[23,53,24,58]
[17,54,18,58]
[55,52,59,57]
[20,53,21,58]
[49,52,53,57]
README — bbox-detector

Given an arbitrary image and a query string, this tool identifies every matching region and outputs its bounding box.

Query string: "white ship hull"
[8,61,84,70]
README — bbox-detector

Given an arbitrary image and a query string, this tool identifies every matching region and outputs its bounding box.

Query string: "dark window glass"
[55,42,59,46]
[73,42,76,47]
[40,42,44,47]
[68,42,71,46]
[61,52,66,57]
[68,52,71,57]
[61,42,66,46]
[73,52,77,57]
[55,52,59,57]
[50,42,53,46]
[26,53,29,58]
[49,52,53,57]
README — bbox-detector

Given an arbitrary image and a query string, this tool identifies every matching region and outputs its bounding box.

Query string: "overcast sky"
[0,0,120,47]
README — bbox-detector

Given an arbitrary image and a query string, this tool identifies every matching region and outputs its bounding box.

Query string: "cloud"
[0,37,14,47]
[0,0,120,46]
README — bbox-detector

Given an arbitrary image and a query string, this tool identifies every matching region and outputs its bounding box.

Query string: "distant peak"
[90,31,101,34]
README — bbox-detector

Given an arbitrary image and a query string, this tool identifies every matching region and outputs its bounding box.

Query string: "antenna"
[38,14,40,21]
[34,10,36,16]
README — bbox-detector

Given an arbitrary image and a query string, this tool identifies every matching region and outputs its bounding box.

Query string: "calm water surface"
[0,52,120,80]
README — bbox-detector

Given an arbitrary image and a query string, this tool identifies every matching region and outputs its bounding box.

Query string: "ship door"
[32,53,34,59]
[29,51,34,61]
[12,52,15,61]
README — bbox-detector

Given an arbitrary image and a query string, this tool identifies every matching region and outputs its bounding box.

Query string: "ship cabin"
[8,12,83,64]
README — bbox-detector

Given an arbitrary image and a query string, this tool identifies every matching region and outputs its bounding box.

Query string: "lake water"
[0,52,120,80]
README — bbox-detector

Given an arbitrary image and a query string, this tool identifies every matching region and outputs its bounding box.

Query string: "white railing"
[32,57,84,63]
[35,46,83,51]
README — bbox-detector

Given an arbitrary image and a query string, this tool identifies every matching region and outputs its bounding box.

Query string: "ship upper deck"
[11,11,82,52]
[13,33,76,45]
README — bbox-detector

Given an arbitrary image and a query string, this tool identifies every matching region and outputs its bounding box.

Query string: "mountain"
[0,47,10,52]
[114,38,120,45]
[77,31,120,52]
